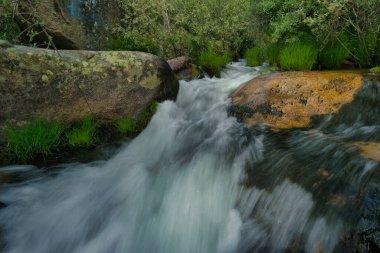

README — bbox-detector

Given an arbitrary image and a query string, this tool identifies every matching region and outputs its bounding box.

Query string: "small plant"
[319,40,349,69]
[279,42,318,71]
[115,117,138,134]
[66,117,98,147]
[5,119,62,161]
[370,66,380,73]
[244,47,265,67]
[198,50,230,77]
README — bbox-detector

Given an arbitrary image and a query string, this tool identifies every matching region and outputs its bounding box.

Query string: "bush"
[115,117,138,134]
[107,33,158,54]
[198,50,230,77]
[244,47,265,67]
[279,42,318,71]
[319,41,348,69]
[5,120,62,161]
[66,117,98,147]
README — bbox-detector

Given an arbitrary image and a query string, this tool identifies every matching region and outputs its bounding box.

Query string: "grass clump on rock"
[370,67,380,73]
[279,42,318,71]
[244,47,265,67]
[198,50,230,77]
[5,119,62,161]
[115,117,138,134]
[66,117,98,147]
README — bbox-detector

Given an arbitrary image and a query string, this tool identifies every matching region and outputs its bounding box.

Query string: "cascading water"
[1,64,380,253]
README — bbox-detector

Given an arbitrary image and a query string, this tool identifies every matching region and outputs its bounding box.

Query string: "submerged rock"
[232,71,364,129]
[0,41,178,143]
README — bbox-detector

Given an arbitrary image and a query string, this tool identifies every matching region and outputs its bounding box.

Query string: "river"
[1,63,379,253]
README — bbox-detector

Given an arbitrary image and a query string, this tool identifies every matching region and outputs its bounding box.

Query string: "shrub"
[115,117,138,134]
[198,50,230,77]
[370,67,380,73]
[265,43,283,67]
[66,117,98,147]
[5,120,62,161]
[279,42,318,71]
[107,33,158,54]
[244,47,265,67]
[319,41,349,69]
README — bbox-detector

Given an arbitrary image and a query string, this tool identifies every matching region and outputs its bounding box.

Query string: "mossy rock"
[0,41,178,143]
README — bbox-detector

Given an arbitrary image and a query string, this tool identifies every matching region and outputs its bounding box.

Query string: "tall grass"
[244,47,265,67]
[198,50,230,77]
[279,42,318,71]
[319,41,348,69]
[66,117,98,147]
[265,43,283,67]
[5,120,62,161]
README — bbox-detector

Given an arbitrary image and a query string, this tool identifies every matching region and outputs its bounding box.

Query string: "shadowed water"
[1,65,380,253]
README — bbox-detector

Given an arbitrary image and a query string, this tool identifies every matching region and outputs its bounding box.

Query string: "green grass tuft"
[265,43,283,67]
[198,50,230,77]
[137,100,158,128]
[66,117,98,147]
[115,117,138,134]
[279,42,318,71]
[5,119,62,161]
[319,41,349,69]
[244,47,265,67]
[370,66,380,73]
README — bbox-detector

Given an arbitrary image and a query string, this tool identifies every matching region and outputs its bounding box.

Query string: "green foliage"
[251,0,380,68]
[5,120,62,161]
[319,41,349,69]
[115,0,253,59]
[115,117,138,134]
[66,117,98,147]
[370,67,380,73]
[279,42,318,71]
[198,50,230,77]
[0,1,19,41]
[107,32,158,54]
[244,47,265,67]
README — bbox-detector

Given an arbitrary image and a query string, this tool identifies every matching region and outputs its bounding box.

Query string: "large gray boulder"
[0,41,178,143]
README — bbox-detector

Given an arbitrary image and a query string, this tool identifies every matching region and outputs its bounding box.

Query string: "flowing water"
[1,64,380,253]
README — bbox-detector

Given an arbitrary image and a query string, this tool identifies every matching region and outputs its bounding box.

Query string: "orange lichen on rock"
[232,71,364,128]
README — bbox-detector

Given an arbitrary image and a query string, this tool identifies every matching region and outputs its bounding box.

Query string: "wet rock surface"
[232,71,364,128]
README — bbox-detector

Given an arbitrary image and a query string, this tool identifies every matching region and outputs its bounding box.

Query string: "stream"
[1,63,380,253]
